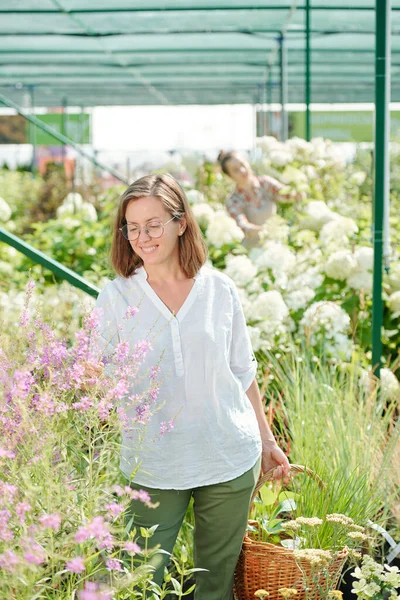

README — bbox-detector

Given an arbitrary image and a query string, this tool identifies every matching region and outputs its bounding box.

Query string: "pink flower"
[24,550,45,565]
[104,502,125,519]
[39,513,61,530]
[75,516,114,550]
[78,581,113,600]
[124,541,140,555]
[149,365,161,380]
[0,550,19,572]
[126,488,151,504]
[66,556,86,573]
[0,448,16,459]
[123,306,138,320]
[105,557,122,571]
[160,420,174,435]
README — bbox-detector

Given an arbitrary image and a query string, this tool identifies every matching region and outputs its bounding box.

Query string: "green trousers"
[126,456,261,600]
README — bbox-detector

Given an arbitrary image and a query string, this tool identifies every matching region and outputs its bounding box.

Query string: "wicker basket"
[234,464,348,600]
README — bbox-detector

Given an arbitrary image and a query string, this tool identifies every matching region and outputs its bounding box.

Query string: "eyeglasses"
[119,216,176,241]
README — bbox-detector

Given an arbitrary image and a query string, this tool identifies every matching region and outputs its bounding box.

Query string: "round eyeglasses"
[119,216,176,241]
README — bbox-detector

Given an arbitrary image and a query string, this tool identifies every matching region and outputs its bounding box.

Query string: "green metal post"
[266,79,272,135]
[372,0,391,376]
[61,96,67,161]
[29,86,36,173]
[305,0,311,141]
[279,35,288,141]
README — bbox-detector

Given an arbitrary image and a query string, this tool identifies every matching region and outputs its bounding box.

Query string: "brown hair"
[111,173,207,279]
[217,150,238,175]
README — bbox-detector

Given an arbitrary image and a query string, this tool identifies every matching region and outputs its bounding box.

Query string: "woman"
[218,150,293,246]
[95,173,290,600]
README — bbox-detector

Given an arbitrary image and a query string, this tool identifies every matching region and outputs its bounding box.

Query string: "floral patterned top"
[226,174,288,232]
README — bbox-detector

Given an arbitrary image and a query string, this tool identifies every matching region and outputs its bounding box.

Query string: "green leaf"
[171,577,182,594]
[278,498,297,513]
[259,485,278,506]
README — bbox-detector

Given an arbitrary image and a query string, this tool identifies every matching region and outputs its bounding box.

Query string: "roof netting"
[0,1,398,107]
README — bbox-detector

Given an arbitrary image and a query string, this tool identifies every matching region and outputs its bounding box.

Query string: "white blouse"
[95,265,262,490]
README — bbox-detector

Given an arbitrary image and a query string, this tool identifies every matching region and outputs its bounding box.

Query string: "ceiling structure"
[0,1,398,107]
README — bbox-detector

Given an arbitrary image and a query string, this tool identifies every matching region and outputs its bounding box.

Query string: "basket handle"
[250,463,325,507]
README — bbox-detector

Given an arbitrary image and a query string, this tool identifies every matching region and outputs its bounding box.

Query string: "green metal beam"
[0,93,129,185]
[372,0,390,377]
[0,5,397,13]
[305,0,311,141]
[0,227,100,299]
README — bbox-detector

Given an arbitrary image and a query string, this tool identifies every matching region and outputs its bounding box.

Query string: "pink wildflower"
[149,365,161,380]
[126,488,151,504]
[124,541,141,555]
[105,557,123,571]
[78,581,113,600]
[39,513,61,530]
[115,341,130,363]
[24,548,46,565]
[0,549,19,572]
[66,556,86,573]
[15,502,31,525]
[0,448,16,459]
[104,502,125,519]
[123,305,138,320]
[160,420,174,435]
[75,516,114,550]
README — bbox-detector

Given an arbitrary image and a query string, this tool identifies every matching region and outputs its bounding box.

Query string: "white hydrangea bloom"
[258,215,290,244]
[286,137,314,156]
[252,241,296,276]
[386,261,400,292]
[380,368,400,400]
[186,189,205,204]
[0,197,12,222]
[63,192,83,211]
[257,135,281,154]
[81,202,98,222]
[284,287,315,311]
[347,270,373,293]
[320,216,358,244]
[325,333,353,359]
[301,164,318,180]
[253,290,289,323]
[301,201,337,231]
[280,165,308,186]
[301,301,350,336]
[205,210,244,247]
[388,290,400,315]
[224,255,258,287]
[325,250,358,281]
[269,148,294,167]
[350,171,367,186]
[354,247,373,271]
[247,325,263,352]
[192,202,215,228]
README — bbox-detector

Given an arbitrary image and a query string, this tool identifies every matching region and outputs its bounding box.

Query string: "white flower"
[205,210,244,247]
[224,255,258,287]
[301,165,318,180]
[284,287,315,311]
[81,202,98,222]
[388,290,400,315]
[387,262,400,292]
[258,215,290,244]
[301,301,350,336]
[280,165,308,186]
[252,242,296,276]
[253,291,289,324]
[257,135,281,154]
[350,171,367,186]
[186,189,205,204]
[236,287,253,321]
[354,247,373,271]
[247,325,263,352]
[0,197,12,222]
[347,270,372,293]
[192,202,215,228]
[63,192,83,211]
[380,368,400,400]
[301,201,337,231]
[325,250,358,281]
[325,333,353,359]
[269,149,294,167]
[320,216,359,244]
[286,136,314,156]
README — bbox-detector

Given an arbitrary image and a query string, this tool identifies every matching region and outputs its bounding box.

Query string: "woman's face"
[225,156,252,187]
[125,196,185,269]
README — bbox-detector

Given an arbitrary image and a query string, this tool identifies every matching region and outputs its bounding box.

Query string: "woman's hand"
[261,440,290,480]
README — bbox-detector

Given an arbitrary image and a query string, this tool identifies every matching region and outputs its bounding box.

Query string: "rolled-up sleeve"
[229,285,257,392]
